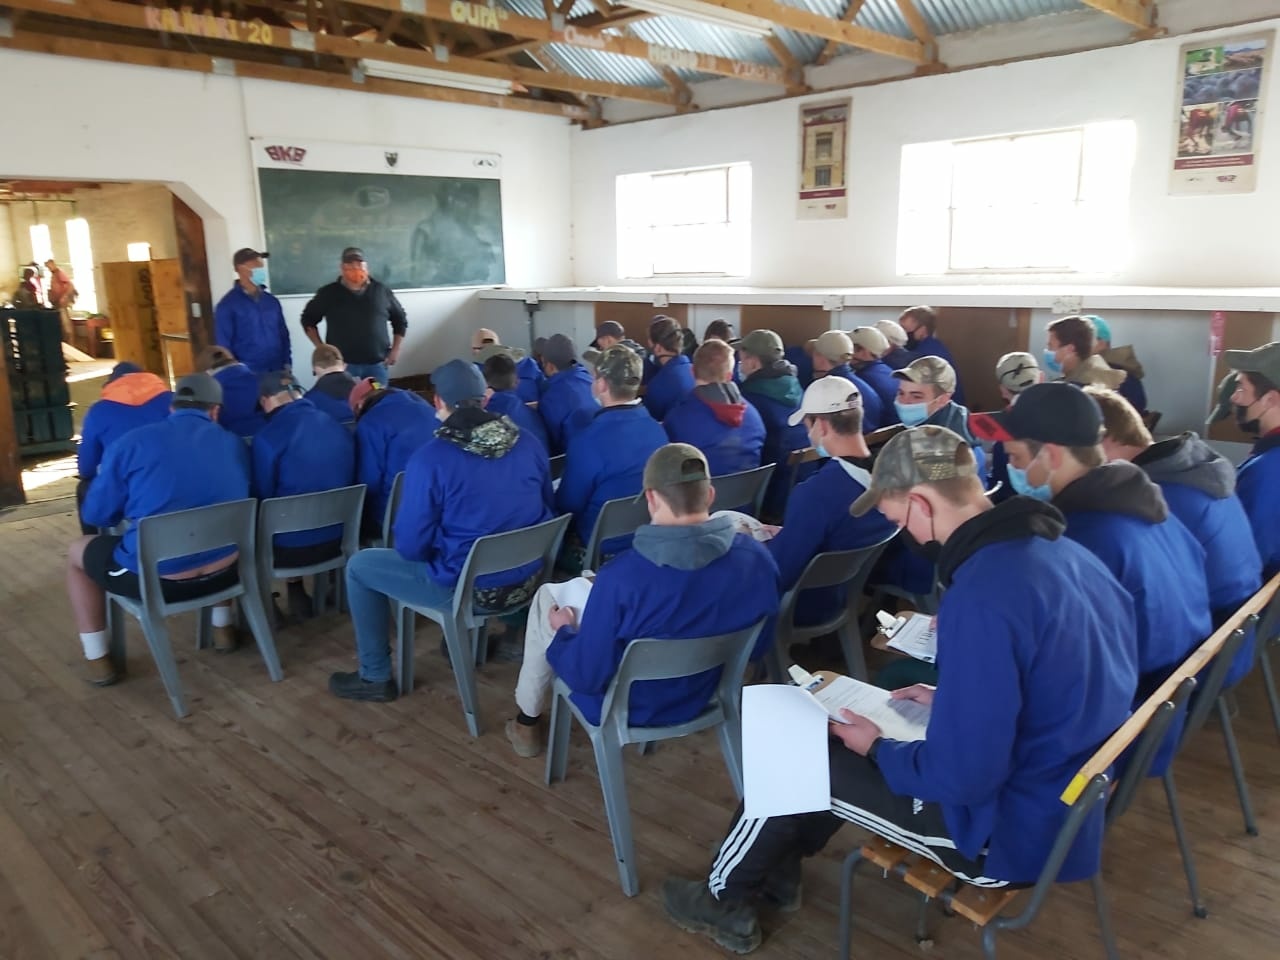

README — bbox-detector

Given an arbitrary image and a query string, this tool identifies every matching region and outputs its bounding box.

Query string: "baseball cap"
[106,361,143,383]
[195,344,236,371]
[969,382,1103,446]
[475,343,524,363]
[471,328,500,351]
[787,375,863,426]
[341,247,367,264]
[850,327,890,357]
[594,345,642,392]
[1086,315,1112,343]
[233,248,267,266]
[893,356,957,395]
[173,373,223,406]
[433,358,487,408]
[705,319,736,343]
[875,319,909,348]
[649,316,683,352]
[850,426,978,517]
[542,333,577,370]
[737,329,784,361]
[1224,341,1280,385]
[811,330,854,363]
[348,376,379,414]
[995,352,1041,394]
[643,442,710,491]
[258,370,301,399]
[594,320,625,343]
[1206,371,1239,427]
[532,336,548,357]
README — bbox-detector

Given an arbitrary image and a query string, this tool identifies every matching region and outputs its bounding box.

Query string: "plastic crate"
[11,373,71,410]
[16,404,75,446]
[2,309,65,375]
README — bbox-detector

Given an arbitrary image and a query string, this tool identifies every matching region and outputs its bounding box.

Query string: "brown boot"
[505,717,544,758]
[213,625,239,654]
[86,656,118,687]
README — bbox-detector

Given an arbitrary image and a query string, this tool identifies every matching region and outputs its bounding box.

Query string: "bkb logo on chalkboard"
[386,152,399,168]
[264,145,307,165]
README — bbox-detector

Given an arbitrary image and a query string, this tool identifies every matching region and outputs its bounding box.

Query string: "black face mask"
[903,500,943,562]
[1235,401,1262,435]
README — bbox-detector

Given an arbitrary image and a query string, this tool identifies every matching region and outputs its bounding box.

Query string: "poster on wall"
[798,100,851,219]
[1171,31,1272,195]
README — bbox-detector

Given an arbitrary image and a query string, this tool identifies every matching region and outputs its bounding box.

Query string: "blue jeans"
[347,362,389,384]
[346,548,454,681]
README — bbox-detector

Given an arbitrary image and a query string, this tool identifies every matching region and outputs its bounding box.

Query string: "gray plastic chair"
[549,454,567,481]
[582,494,652,573]
[256,484,366,617]
[105,498,282,719]
[394,513,571,736]
[765,532,898,683]
[544,619,766,897]
[378,470,407,548]
[710,463,775,517]
[1256,595,1280,736]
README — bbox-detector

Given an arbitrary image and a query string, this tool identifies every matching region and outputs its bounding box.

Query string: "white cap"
[787,375,863,426]
[875,319,909,348]
[850,326,890,357]
[810,330,854,362]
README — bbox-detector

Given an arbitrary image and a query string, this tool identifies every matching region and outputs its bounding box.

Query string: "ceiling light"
[359,59,515,96]
[621,0,775,37]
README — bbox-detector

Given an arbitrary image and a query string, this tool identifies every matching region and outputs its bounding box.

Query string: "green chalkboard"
[257,168,505,295]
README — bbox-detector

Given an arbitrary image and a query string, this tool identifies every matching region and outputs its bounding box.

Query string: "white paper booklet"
[742,685,832,818]
[877,610,938,664]
[546,576,593,616]
[713,509,775,542]
[808,674,931,743]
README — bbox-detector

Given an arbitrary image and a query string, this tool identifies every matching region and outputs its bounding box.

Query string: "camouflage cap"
[1206,370,1239,427]
[849,426,978,517]
[995,351,1041,394]
[594,344,643,393]
[893,356,957,395]
[474,342,525,363]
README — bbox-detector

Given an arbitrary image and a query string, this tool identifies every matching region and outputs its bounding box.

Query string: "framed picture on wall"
[798,100,851,219]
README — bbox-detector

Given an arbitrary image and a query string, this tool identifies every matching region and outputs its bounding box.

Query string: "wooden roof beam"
[815,0,865,66]
[705,0,928,63]
[1079,0,1156,31]
[7,0,680,105]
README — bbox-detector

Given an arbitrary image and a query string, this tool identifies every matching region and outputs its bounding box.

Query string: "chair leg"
[195,606,213,650]
[545,690,572,785]
[335,568,348,615]
[838,622,869,682]
[106,598,127,674]
[981,925,999,960]
[1216,695,1259,836]
[590,729,639,896]
[312,572,329,617]
[138,613,188,719]
[1259,642,1280,739]
[395,605,415,696]
[914,894,932,944]
[442,619,482,737]
[473,623,488,668]
[716,715,745,799]
[1162,771,1208,918]
[1091,872,1120,960]
[837,851,865,960]
[239,577,283,682]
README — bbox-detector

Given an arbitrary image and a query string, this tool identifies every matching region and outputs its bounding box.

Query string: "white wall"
[2,49,574,383]
[571,17,1280,290]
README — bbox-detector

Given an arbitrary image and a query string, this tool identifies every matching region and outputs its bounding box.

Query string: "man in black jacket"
[301,247,407,383]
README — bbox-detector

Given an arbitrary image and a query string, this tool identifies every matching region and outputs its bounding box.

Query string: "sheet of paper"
[712,509,775,542]
[810,675,930,743]
[742,685,832,819]
[885,613,937,664]
[547,577,593,616]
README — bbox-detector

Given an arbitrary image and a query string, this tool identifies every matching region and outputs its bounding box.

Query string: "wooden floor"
[2,507,1279,960]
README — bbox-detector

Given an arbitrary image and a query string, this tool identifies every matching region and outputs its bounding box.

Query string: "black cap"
[258,370,301,399]
[969,382,1103,447]
[233,248,267,266]
[173,373,223,406]
[341,247,367,264]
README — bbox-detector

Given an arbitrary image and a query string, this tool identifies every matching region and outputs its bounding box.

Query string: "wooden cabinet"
[100,259,194,382]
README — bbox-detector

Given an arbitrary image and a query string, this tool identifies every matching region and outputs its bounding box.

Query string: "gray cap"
[643,442,710,491]
[995,352,1041,394]
[1224,341,1280,385]
[475,343,525,363]
[850,326,890,357]
[737,329,784,361]
[1206,371,1239,427]
[173,373,223,406]
[893,356,957,395]
[850,426,978,517]
[594,344,643,393]
[811,330,854,363]
[542,333,577,369]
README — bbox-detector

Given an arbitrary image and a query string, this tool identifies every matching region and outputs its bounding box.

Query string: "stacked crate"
[2,308,75,454]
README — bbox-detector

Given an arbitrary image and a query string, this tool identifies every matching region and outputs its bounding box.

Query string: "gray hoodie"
[632,513,737,570]
[1134,432,1235,499]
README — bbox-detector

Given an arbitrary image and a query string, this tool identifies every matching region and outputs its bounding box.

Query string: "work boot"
[328,671,398,702]
[505,717,544,758]
[662,878,762,954]
[287,580,314,620]
[760,854,803,912]
[85,655,118,687]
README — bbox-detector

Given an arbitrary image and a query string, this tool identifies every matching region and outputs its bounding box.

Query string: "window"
[814,166,833,188]
[65,218,99,314]
[815,132,833,161]
[29,224,53,264]
[616,163,751,278]
[897,121,1136,275]
[127,242,152,262]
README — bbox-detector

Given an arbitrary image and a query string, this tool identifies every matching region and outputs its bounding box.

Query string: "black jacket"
[300,278,408,364]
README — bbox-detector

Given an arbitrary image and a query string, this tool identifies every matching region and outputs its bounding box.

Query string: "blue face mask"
[250,265,269,287]
[814,443,830,458]
[895,400,929,426]
[1008,463,1053,501]
[1041,348,1063,377]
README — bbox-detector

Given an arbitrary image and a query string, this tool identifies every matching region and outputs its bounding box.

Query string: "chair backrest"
[549,454,567,481]
[598,620,766,733]
[1107,677,1195,826]
[135,499,257,614]
[453,513,573,622]
[865,424,905,450]
[257,484,367,573]
[381,470,407,548]
[711,463,776,518]
[779,533,898,628]
[583,494,652,572]
[1183,624,1250,740]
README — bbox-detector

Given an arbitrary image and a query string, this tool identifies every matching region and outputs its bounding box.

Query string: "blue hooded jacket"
[304,371,357,424]
[354,389,437,532]
[1237,431,1280,580]
[557,403,666,543]
[211,362,266,437]
[214,283,291,374]
[783,345,814,387]
[539,363,595,455]
[854,359,901,423]
[251,398,357,550]
[394,408,553,589]
[909,333,965,404]
[826,364,883,432]
[486,389,549,453]
[882,346,913,371]
[875,499,1137,885]
[78,372,172,479]
[643,354,695,421]
[741,362,809,517]
[547,515,780,725]
[769,458,897,626]
[663,383,765,480]
[1135,433,1261,687]
[81,408,250,575]
[516,355,545,404]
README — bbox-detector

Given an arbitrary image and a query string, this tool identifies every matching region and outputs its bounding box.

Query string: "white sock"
[80,631,108,660]
[211,605,234,628]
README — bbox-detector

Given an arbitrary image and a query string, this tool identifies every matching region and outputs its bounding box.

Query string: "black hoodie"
[1133,433,1235,499]
[937,497,1066,589]
[1052,460,1167,524]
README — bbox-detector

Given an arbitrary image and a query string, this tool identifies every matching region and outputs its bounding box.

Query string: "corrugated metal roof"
[492,0,1105,97]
